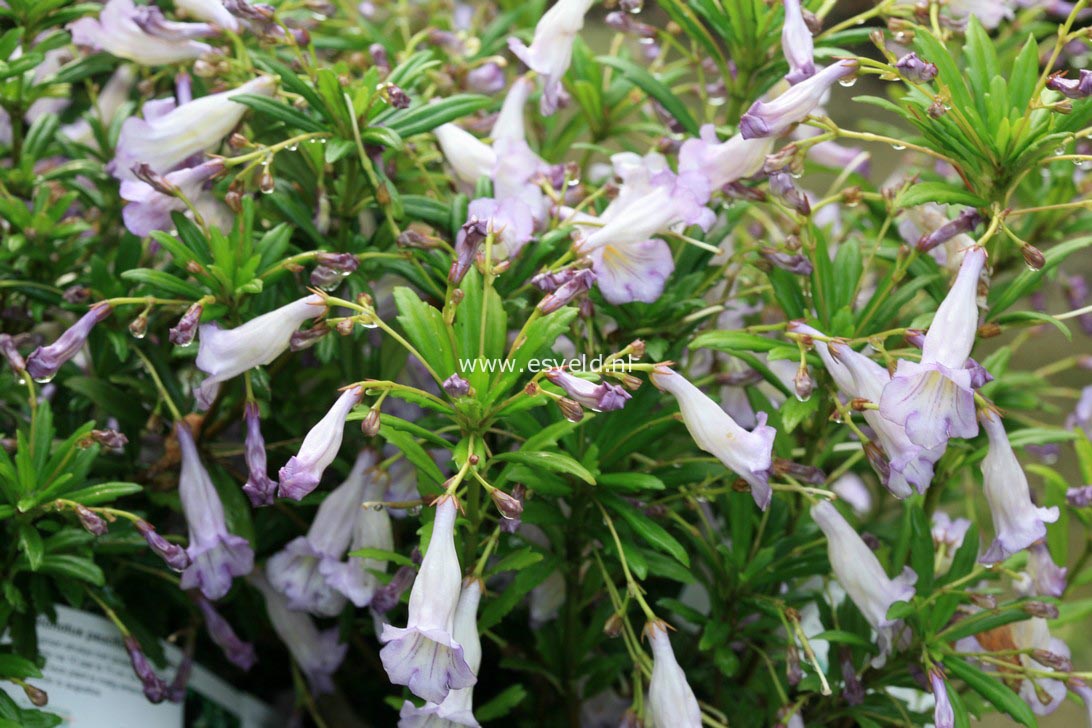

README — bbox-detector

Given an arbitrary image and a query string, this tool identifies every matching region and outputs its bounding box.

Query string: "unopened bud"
[977,322,1002,339]
[63,285,91,304]
[850,397,873,411]
[904,329,926,348]
[1023,601,1059,619]
[773,458,826,485]
[557,397,584,422]
[760,249,813,275]
[969,592,998,609]
[228,133,248,149]
[124,636,167,703]
[1022,244,1045,270]
[92,429,129,449]
[619,374,642,391]
[259,170,275,194]
[185,260,206,275]
[128,315,148,339]
[361,409,381,437]
[0,334,26,373]
[169,302,203,347]
[335,319,355,335]
[786,644,802,686]
[383,83,411,109]
[490,488,524,521]
[135,519,190,571]
[370,565,416,614]
[225,189,243,212]
[443,373,471,398]
[523,381,539,396]
[603,613,624,638]
[75,505,108,536]
[1031,649,1072,671]
[23,683,47,707]
[864,442,891,484]
[793,366,813,400]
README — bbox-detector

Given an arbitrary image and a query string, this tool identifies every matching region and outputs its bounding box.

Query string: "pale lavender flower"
[788,321,940,497]
[651,366,776,509]
[176,422,254,600]
[242,402,277,507]
[1064,276,1092,335]
[678,124,773,191]
[111,76,276,181]
[372,565,416,615]
[323,461,393,607]
[194,295,324,408]
[466,196,535,260]
[945,0,1016,28]
[68,0,213,66]
[879,247,986,450]
[781,0,815,83]
[895,53,938,83]
[380,497,476,704]
[645,620,701,728]
[175,0,240,30]
[508,0,595,114]
[310,252,359,290]
[399,578,484,728]
[831,473,871,515]
[433,124,495,186]
[740,60,857,139]
[268,451,376,615]
[277,386,364,501]
[812,501,916,667]
[1069,385,1092,437]
[929,668,954,728]
[120,160,232,236]
[979,411,1060,564]
[25,304,112,383]
[916,209,982,253]
[61,64,137,145]
[931,511,972,550]
[1067,485,1092,507]
[196,596,257,670]
[250,571,347,694]
[1011,619,1070,715]
[545,368,631,412]
[449,217,489,285]
[1025,542,1067,598]
[1048,70,1092,99]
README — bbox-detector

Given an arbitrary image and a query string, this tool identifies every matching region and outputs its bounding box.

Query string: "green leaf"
[896,182,986,209]
[597,472,665,493]
[232,94,326,133]
[690,331,781,353]
[598,56,700,135]
[384,94,490,138]
[944,656,1036,727]
[599,491,689,566]
[475,684,528,722]
[492,451,596,485]
[381,426,446,488]
[37,554,104,586]
[0,654,41,680]
[18,525,43,571]
[987,235,1092,317]
[120,269,204,298]
[346,547,415,567]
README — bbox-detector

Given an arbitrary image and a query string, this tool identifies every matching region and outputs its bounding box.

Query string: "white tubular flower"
[740,60,857,139]
[645,620,702,728]
[380,497,476,704]
[175,0,240,30]
[979,411,1059,565]
[781,0,816,83]
[398,578,484,728]
[323,457,395,607]
[811,501,916,667]
[68,0,213,66]
[434,123,497,186]
[678,125,774,190]
[277,387,364,501]
[193,294,324,408]
[651,365,776,510]
[111,75,276,180]
[508,0,595,114]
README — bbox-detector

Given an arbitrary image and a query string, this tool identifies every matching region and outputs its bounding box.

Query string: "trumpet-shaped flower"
[544,368,630,412]
[196,596,256,670]
[646,620,701,728]
[61,64,137,145]
[111,75,276,181]
[930,668,955,728]
[176,422,254,600]
[399,578,484,728]
[25,304,112,383]
[508,0,595,114]
[879,247,986,450]
[740,60,857,139]
[678,125,774,190]
[781,0,815,83]
[120,160,232,236]
[979,412,1060,564]
[323,463,393,607]
[277,387,363,501]
[193,294,324,408]
[268,450,376,615]
[651,366,776,509]
[381,497,476,704]
[812,501,916,667]
[1024,543,1067,598]
[175,0,240,30]
[433,123,496,187]
[69,0,213,66]
[251,571,347,694]
[242,403,277,507]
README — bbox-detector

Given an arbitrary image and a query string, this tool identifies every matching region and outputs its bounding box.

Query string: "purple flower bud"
[90,429,129,449]
[1031,648,1072,672]
[277,386,363,501]
[25,304,112,383]
[136,519,191,571]
[289,322,330,352]
[22,683,47,707]
[761,248,813,275]
[124,636,168,703]
[0,334,26,373]
[490,488,524,521]
[929,668,954,728]
[1023,601,1059,619]
[895,53,938,83]
[774,458,825,485]
[916,209,982,252]
[466,62,506,93]
[545,368,631,412]
[1067,485,1092,507]
[840,648,864,705]
[370,565,416,615]
[242,403,277,508]
[442,373,471,398]
[500,483,527,533]
[369,43,390,73]
[449,217,489,285]
[384,83,411,109]
[75,505,109,536]
[782,0,816,84]
[1047,69,1092,99]
[538,269,597,313]
[165,649,193,703]
[769,172,811,215]
[196,596,257,670]
[169,302,203,347]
